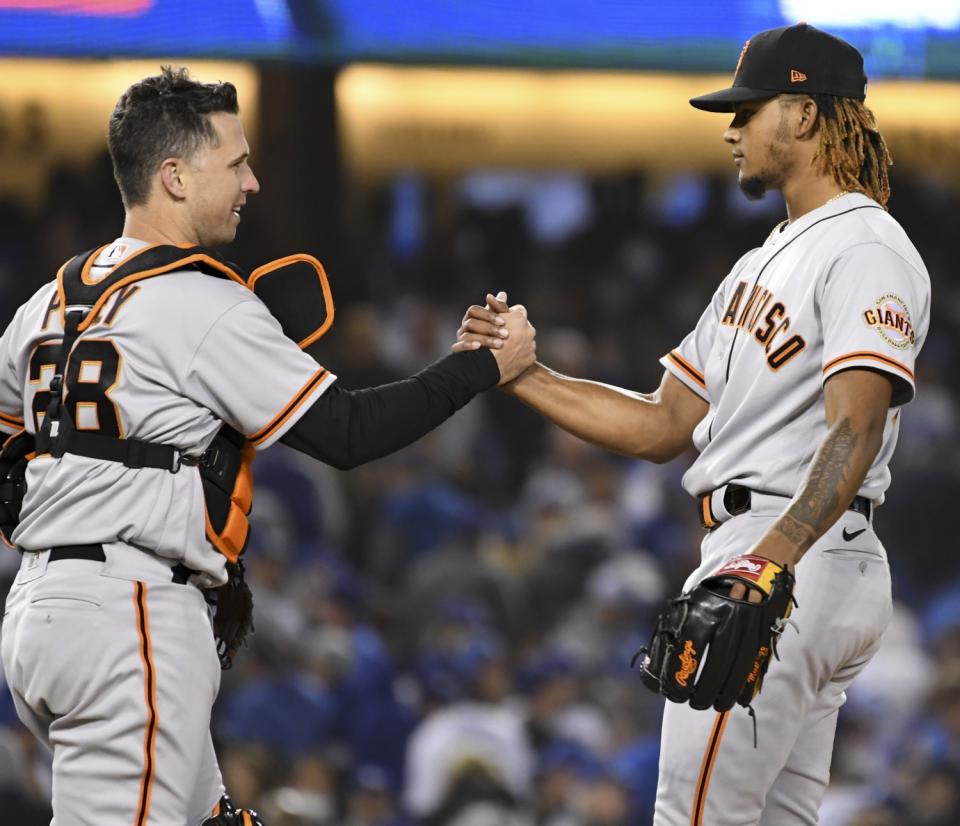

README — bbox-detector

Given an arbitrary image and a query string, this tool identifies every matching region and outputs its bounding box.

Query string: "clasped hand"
[453,291,536,386]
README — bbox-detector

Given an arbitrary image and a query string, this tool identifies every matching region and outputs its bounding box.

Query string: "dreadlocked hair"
[809,93,892,207]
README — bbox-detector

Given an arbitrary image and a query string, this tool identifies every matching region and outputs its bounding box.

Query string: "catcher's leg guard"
[202,794,266,825]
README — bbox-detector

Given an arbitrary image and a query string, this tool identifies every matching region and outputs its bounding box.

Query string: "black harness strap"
[37,245,245,472]
[34,306,84,456]
[52,429,189,472]
[58,243,246,333]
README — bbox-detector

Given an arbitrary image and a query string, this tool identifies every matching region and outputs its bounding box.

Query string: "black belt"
[39,544,196,584]
[49,544,106,562]
[699,484,872,531]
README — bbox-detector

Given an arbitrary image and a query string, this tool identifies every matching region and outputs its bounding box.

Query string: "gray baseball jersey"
[0,237,336,582]
[660,193,930,505]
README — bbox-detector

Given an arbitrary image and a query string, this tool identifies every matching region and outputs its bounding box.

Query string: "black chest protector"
[0,243,334,560]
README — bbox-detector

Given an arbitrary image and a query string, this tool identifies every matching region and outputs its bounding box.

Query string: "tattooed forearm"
[776,513,814,546]
[774,418,860,551]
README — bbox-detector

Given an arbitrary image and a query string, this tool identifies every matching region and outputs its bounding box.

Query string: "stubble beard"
[196,217,238,249]
[738,118,792,201]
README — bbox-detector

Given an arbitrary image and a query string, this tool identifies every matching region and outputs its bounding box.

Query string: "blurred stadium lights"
[1,3,959,204]
[781,0,960,29]
[0,1,152,12]
[336,65,960,186]
[0,59,257,205]
[2,1,960,77]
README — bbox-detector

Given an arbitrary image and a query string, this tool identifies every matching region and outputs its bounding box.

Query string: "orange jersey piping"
[80,243,160,287]
[823,351,914,381]
[0,410,24,429]
[667,351,707,390]
[133,582,158,826]
[248,367,330,447]
[691,710,729,826]
[59,249,246,332]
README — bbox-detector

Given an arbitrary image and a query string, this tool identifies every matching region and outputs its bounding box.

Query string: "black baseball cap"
[690,23,868,112]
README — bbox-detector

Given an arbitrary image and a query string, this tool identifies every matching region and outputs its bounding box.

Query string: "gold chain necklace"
[768,190,852,241]
[823,190,852,206]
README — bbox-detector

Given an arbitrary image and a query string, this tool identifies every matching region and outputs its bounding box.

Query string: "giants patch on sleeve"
[862,294,915,350]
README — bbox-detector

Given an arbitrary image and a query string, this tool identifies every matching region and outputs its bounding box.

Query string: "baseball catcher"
[0,66,537,826]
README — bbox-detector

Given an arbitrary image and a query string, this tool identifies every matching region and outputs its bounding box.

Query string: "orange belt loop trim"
[134,582,158,826]
[700,494,716,529]
[691,710,729,826]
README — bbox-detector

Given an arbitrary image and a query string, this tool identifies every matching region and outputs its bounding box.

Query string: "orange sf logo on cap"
[735,39,751,77]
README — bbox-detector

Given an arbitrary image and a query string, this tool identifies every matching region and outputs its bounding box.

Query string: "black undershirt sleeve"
[280,348,500,469]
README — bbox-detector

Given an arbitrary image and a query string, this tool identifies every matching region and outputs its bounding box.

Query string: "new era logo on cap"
[790,69,807,83]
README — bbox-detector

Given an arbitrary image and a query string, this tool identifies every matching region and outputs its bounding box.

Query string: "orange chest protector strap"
[11,243,334,561]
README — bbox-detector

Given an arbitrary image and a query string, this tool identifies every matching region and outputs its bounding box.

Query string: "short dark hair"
[108,66,239,207]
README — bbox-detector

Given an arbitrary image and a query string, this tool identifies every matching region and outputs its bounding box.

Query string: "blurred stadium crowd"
[0,152,959,825]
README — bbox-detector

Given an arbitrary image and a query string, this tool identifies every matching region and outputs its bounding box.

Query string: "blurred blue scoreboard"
[1,0,958,78]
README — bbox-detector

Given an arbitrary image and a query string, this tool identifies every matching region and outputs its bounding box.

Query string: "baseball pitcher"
[456,24,930,826]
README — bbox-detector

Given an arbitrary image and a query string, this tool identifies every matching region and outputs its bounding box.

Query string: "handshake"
[452,291,537,387]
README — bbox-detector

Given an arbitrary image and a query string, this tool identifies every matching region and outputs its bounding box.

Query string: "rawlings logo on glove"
[722,557,763,575]
[634,554,796,713]
[675,640,699,687]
